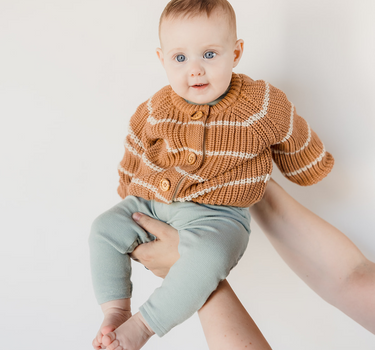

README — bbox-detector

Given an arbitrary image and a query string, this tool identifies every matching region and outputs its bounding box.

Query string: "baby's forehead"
[159,13,235,45]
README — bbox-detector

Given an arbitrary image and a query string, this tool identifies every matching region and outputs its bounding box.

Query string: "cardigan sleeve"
[117,100,149,199]
[268,84,334,186]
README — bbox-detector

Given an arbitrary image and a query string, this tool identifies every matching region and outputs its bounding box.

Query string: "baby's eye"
[175,54,186,62]
[204,51,216,59]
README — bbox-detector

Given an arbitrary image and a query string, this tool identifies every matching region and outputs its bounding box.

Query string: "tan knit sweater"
[117,73,334,207]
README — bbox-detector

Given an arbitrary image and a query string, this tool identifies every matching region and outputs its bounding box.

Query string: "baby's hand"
[130,213,180,278]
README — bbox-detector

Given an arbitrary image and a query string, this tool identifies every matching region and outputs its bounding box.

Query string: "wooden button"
[191,110,204,120]
[160,178,171,192]
[187,152,197,164]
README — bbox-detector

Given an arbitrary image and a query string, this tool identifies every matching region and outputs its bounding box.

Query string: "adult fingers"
[131,241,153,263]
[132,212,178,241]
[131,239,176,279]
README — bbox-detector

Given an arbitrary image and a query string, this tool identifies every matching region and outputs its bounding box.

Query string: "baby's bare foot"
[102,312,155,350]
[92,300,132,350]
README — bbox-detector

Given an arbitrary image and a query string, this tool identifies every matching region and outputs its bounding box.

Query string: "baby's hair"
[159,0,237,40]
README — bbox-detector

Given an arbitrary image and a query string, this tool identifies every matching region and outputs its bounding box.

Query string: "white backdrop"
[1,0,374,349]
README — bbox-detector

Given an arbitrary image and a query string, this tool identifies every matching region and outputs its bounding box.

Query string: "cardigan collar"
[170,72,243,116]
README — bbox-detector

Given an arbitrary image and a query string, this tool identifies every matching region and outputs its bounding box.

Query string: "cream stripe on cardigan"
[175,174,271,203]
[272,123,312,155]
[282,147,327,177]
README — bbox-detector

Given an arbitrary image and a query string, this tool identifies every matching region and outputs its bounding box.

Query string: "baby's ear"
[156,48,165,67]
[233,39,244,68]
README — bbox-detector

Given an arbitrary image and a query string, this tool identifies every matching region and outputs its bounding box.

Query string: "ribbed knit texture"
[118,73,334,207]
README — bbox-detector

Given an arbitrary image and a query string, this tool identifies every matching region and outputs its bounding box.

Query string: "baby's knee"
[193,233,248,274]
[91,210,110,231]
[89,210,119,246]
[89,206,145,253]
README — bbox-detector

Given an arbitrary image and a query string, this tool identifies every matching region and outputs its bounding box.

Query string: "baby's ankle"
[101,298,131,315]
[135,312,155,336]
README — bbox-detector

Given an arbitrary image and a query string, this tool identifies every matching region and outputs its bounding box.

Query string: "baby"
[89,1,334,349]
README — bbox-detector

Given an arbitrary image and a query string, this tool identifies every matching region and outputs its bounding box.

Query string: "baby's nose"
[191,71,201,76]
[190,62,205,77]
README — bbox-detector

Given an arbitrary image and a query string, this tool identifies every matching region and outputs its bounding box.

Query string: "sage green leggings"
[89,195,251,337]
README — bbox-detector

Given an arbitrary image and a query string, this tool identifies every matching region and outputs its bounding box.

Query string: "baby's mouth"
[191,83,208,89]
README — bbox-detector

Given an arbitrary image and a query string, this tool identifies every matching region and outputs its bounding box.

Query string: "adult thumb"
[132,212,175,240]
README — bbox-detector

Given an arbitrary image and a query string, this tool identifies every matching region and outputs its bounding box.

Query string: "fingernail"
[132,212,142,221]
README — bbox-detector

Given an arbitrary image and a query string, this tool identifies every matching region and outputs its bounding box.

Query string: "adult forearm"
[198,280,272,350]
[250,179,375,333]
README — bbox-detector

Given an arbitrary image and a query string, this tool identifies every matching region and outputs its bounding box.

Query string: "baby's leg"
[140,208,250,336]
[89,196,156,349]
[103,202,251,346]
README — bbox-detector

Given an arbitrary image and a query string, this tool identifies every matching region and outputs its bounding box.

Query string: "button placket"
[191,110,204,120]
[159,178,171,192]
[187,152,197,165]
[188,109,208,168]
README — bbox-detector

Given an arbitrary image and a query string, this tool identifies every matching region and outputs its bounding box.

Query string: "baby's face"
[157,11,243,104]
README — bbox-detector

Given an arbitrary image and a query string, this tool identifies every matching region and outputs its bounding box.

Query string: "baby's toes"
[92,337,101,350]
[107,338,122,350]
[102,331,117,347]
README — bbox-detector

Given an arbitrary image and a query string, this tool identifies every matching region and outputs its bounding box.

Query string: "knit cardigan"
[117,73,334,207]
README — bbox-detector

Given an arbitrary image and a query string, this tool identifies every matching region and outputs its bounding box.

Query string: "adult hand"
[130,212,180,278]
